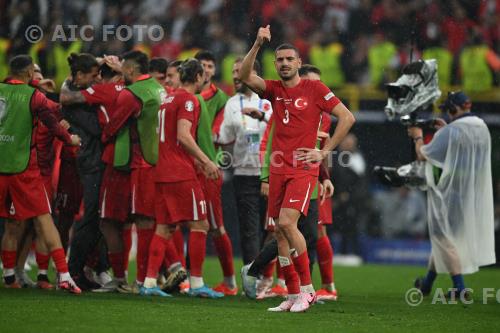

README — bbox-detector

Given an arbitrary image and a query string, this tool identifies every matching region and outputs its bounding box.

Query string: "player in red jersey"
[99,51,169,293]
[194,50,236,295]
[240,26,355,312]
[166,60,182,93]
[60,61,131,292]
[299,64,337,301]
[141,58,223,298]
[0,55,82,293]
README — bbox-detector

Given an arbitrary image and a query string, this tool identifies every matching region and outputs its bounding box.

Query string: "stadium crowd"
[1,0,499,92]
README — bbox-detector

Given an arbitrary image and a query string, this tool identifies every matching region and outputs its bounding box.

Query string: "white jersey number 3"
[283,109,290,124]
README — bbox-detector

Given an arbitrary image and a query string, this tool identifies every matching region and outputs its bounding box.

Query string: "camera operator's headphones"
[439,91,471,115]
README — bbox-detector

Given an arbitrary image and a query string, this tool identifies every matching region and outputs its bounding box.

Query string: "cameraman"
[408,91,496,297]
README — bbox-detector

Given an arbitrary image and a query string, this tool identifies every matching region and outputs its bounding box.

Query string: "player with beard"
[141,58,223,298]
[0,55,81,293]
[194,50,236,295]
[60,60,132,292]
[240,26,355,312]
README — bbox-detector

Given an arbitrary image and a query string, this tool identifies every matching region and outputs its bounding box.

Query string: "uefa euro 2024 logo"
[0,97,7,126]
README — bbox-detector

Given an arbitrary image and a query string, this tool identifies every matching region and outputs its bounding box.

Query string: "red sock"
[35,252,50,271]
[280,261,300,295]
[146,234,168,279]
[122,228,132,272]
[50,248,69,274]
[188,230,207,277]
[173,228,186,267]
[292,251,312,286]
[108,252,125,279]
[316,236,334,285]
[136,228,153,283]
[277,261,284,280]
[263,259,276,279]
[213,233,234,277]
[1,250,16,271]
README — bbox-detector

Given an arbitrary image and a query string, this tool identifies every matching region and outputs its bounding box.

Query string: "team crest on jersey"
[185,100,194,112]
[0,97,6,125]
[294,97,308,110]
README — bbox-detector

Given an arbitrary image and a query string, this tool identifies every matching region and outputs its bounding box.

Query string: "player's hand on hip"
[59,119,70,130]
[255,25,271,47]
[317,131,329,140]
[204,161,220,180]
[70,134,81,146]
[261,182,269,197]
[296,148,327,163]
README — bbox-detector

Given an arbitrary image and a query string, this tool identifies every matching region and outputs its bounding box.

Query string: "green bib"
[114,77,163,167]
[310,43,345,88]
[423,47,452,87]
[0,83,36,173]
[460,45,492,92]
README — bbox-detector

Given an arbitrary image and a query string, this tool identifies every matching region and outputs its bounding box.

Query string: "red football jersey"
[155,88,201,183]
[82,82,125,164]
[262,79,341,175]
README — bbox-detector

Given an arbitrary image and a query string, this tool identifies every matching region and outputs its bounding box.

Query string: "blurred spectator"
[332,134,370,256]
[374,187,427,239]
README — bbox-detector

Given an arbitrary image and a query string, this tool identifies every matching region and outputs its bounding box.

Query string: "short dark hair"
[9,55,33,76]
[299,64,321,77]
[100,63,118,80]
[179,58,204,84]
[168,60,182,70]
[149,57,168,74]
[275,43,300,57]
[194,50,216,64]
[234,57,261,76]
[67,53,98,77]
[121,50,149,74]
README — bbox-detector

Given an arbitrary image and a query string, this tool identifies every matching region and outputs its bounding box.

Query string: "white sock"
[3,268,14,277]
[300,284,315,294]
[277,279,286,288]
[144,277,157,288]
[59,272,71,282]
[38,269,48,275]
[224,275,236,289]
[287,293,299,300]
[190,276,204,289]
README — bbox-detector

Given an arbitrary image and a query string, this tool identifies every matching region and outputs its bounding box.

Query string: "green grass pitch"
[1,258,499,333]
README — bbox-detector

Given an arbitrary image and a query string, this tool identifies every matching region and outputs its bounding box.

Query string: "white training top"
[216,92,272,176]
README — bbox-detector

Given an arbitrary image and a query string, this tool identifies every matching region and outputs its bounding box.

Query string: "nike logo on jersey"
[289,199,300,203]
[276,97,284,101]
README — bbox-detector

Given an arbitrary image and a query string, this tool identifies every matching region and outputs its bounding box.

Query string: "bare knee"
[188,219,209,233]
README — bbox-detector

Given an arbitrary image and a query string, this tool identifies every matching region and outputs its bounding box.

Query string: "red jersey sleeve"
[31,90,72,144]
[81,83,116,106]
[102,89,141,142]
[313,81,341,113]
[261,80,277,101]
[177,95,196,122]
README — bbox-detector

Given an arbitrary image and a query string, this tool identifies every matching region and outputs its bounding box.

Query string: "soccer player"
[166,60,182,92]
[240,26,355,312]
[141,58,223,298]
[298,64,337,301]
[60,60,131,292]
[149,57,168,87]
[194,50,236,295]
[99,51,167,293]
[0,55,81,293]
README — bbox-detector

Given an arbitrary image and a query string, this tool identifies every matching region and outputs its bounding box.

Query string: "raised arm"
[240,25,270,95]
[60,80,86,105]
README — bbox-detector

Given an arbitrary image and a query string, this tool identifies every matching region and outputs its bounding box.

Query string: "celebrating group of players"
[0,26,354,312]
